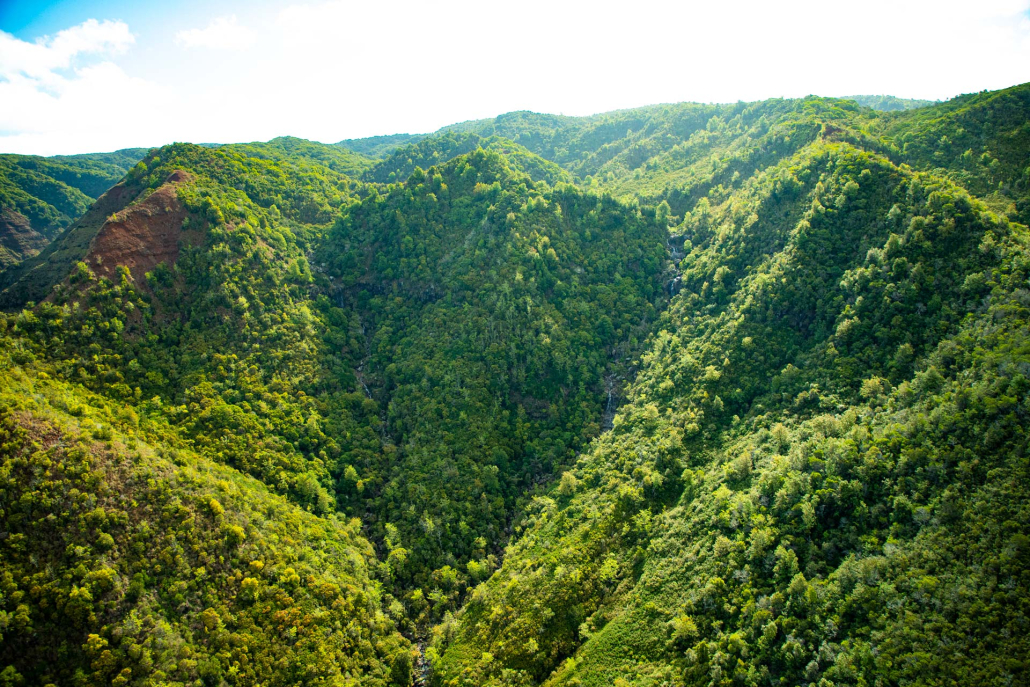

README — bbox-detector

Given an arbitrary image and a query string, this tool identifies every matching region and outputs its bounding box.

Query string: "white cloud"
[175,16,257,50]
[0,19,170,155]
[246,0,1030,143]
[0,62,170,153]
[0,19,133,82]
[1,1,1029,155]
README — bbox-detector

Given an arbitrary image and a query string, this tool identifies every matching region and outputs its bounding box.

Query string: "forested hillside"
[363,133,571,186]
[0,343,413,686]
[844,95,937,111]
[1,83,1028,687]
[318,148,666,608]
[0,135,670,657]
[432,113,1030,687]
[0,150,147,267]
[336,134,427,158]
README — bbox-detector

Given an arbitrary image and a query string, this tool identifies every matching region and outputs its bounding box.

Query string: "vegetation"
[0,352,412,687]
[0,150,148,267]
[2,139,669,631]
[222,137,376,178]
[319,148,666,607]
[364,132,572,185]
[1,82,1029,686]
[336,134,428,159]
[843,95,937,111]
[432,132,1030,687]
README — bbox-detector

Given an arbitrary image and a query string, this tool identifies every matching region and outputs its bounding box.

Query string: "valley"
[1,85,1029,687]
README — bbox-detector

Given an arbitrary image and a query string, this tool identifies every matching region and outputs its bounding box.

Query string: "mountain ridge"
[1,82,1029,687]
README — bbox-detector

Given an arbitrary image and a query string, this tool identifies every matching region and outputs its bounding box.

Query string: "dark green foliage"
[47,148,153,179]
[0,209,48,269]
[3,139,668,627]
[320,149,667,603]
[2,83,1030,687]
[366,133,571,186]
[431,87,1030,687]
[0,150,147,238]
[0,162,93,237]
[1,149,147,199]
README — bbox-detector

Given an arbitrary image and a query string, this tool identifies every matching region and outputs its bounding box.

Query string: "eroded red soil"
[84,171,194,284]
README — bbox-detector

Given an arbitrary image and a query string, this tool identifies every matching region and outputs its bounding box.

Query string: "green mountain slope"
[0,138,670,630]
[223,136,376,178]
[844,95,937,111]
[365,132,572,186]
[0,208,48,269]
[392,84,1028,221]
[877,83,1030,218]
[0,140,358,309]
[336,134,428,158]
[0,150,149,266]
[0,83,1028,687]
[0,141,416,685]
[2,140,370,510]
[431,90,1030,687]
[318,149,667,605]
[0,349,413,687]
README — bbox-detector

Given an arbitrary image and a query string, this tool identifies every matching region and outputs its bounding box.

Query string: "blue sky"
[2,0,1029,155]
[0,0,251,38]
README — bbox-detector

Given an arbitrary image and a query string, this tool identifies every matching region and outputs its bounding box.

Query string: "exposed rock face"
[83,172,192,284]
[0,208,48,268]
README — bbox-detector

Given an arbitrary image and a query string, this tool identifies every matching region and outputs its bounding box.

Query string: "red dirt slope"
[84,170,194,285]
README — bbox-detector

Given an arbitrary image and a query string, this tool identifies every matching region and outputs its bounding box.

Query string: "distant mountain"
[217,135,376,176]
[336,132,427,158]
[844,94,937,111]
[363,131,572,185]
[0,148,148,266]
[0,207,47,268]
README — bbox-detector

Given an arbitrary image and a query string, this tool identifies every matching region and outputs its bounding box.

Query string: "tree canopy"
[2,82,1029,687]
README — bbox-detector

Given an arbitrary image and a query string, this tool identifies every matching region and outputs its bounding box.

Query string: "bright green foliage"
[875,84,1030,222]
[0,150,147,236]
[8,141,366,514]
[431,89,1030,687]
[123,141,360,224]
[0,360,412,687]
[227,136,376,178]
[431,101,861,192]
[843,95,937,111]
[336,133,428,159]
[320,149,667,604]
[3,140,669,624]
[1,84,1030,686]
[413,87,1028,232]
[366,132,571,186]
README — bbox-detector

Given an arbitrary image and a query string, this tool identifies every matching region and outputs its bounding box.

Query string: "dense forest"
[0,150,148,267]
[1,83,1029,687]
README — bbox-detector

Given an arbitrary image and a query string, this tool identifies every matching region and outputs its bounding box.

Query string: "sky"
[1,0,1029,155]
